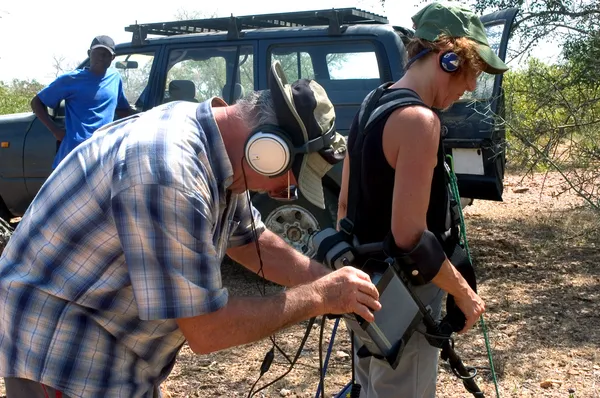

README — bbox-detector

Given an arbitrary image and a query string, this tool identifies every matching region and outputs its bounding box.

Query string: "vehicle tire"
[251,188,338,258]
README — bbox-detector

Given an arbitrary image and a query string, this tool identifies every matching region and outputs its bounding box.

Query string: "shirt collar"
[196,98,234,188]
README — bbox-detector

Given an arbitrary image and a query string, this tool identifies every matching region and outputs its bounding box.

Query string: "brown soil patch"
[1,171,599,397]
[159,171,600,398]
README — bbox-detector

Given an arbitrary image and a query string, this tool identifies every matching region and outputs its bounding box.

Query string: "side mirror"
[115,61,139,69]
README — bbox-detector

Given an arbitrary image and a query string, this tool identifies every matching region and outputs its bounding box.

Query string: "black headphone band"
[405,48,432,69]
[250,123,336,156]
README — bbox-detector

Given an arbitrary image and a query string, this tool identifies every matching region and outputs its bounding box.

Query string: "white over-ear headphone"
[244,125,295,177]
[244,123,336,177]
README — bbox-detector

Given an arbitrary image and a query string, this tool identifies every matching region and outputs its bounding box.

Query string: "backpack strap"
[344,84,430,232]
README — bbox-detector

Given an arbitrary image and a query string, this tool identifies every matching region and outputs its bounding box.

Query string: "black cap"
[90,35,115,55]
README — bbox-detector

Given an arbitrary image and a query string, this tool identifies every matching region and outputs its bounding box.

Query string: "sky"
[0,0,561,85]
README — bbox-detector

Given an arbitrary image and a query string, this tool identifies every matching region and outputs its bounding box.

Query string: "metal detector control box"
[343,258,423,369]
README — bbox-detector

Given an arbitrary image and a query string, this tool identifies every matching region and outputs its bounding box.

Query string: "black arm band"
[383,230,446,285]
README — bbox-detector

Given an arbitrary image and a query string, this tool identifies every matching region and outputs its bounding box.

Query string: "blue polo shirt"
[37,67,130,168]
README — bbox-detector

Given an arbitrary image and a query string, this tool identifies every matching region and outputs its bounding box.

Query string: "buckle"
[338,217,354,235]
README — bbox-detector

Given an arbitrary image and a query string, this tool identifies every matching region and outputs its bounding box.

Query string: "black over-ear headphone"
[244,124,336,177]
[405,48,461,73]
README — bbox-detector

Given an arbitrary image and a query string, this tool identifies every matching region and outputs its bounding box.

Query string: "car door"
[440,8,519,201]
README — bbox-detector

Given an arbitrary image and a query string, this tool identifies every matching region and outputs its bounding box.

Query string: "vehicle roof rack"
[125,7,389,45]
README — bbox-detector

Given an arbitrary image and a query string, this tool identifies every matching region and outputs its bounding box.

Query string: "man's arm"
[31,95,65,141]
[226,229,331,287]
[115,77,137,119]
[384,106,485,334]
[112,184,380,355]
[115,107,137,119]
[176,265,380,354]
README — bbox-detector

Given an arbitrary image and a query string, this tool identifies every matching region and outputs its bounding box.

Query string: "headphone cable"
[242,156,307,397]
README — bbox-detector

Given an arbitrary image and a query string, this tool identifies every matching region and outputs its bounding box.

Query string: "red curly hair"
[406,34,486,77]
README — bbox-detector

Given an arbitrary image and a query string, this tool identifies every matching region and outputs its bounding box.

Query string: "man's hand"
[453,289,485,334]
[52,127,66,142]
[312,266,381,322]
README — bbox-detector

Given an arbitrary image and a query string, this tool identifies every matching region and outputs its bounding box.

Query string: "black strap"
[345,83,430,229]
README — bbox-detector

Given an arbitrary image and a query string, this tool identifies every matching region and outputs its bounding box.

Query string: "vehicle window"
[271,51,315,81]
[460,23,504,101]
[111,52,155,111]
[164,45,254,104]
[327,52,379,79]
[237,47,254,102]
[269,42,382,105]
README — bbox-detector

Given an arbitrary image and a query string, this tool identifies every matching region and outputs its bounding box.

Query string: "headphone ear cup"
[244,127,293,177]
[440,51,460,73]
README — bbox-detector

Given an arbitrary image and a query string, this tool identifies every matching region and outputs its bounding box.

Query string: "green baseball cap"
[411,2,509,74]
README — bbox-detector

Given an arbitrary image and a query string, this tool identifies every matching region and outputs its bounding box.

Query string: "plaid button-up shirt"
[0,99,264,397]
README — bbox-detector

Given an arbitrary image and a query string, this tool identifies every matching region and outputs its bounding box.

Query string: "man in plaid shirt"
[0,62,381,398]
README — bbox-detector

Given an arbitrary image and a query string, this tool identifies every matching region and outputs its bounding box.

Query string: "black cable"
[317,315,326,398]
[270,335,293,365]
[349,329,362,398]
[250,317,317,397]
[414,329,455,346]
[350,330,355,382]
[239,158,318,397]
[246,372,265,398]
[241,157,285,395]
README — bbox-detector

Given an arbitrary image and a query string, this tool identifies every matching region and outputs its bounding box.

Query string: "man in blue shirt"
[31,35,135,169]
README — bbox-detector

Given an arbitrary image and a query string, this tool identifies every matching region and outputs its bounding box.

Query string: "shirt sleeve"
[227,192,266,248]
[36,73,72,109]
[111,183,228,321]
[116,76,131,110]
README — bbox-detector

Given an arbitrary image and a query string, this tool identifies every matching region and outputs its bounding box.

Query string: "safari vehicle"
[0,7,517,255]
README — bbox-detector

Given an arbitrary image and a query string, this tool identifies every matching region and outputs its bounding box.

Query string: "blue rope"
[315,317,340,398]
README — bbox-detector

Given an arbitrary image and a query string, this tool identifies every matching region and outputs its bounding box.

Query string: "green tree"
[503,58,600,211]
[0,79,45,115]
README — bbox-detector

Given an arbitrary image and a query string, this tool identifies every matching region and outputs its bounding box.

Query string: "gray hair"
[234,89,279,131]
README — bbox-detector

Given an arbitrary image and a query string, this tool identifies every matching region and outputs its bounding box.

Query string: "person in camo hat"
[0,61,381,398]
[337,2,509,397]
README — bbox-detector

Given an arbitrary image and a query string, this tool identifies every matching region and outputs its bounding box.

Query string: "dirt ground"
[1,170,598,397]
[160,171,599,398]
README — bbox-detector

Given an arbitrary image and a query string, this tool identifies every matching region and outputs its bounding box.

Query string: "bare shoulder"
[387,105,439,140]
[382,105,441,164]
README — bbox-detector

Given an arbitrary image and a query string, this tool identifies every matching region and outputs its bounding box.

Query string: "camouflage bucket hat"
[268,61,347,209]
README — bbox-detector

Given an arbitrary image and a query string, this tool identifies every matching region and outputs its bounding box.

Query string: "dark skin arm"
[115,106,137,119]
[31,95,65,141]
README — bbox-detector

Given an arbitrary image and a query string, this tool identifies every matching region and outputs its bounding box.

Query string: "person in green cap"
[336,2,508,397]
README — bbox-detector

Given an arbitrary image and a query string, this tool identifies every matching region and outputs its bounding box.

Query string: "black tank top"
[346,89,455,255]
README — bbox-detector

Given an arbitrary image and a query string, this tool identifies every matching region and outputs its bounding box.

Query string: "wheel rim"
[264,205,320,257]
